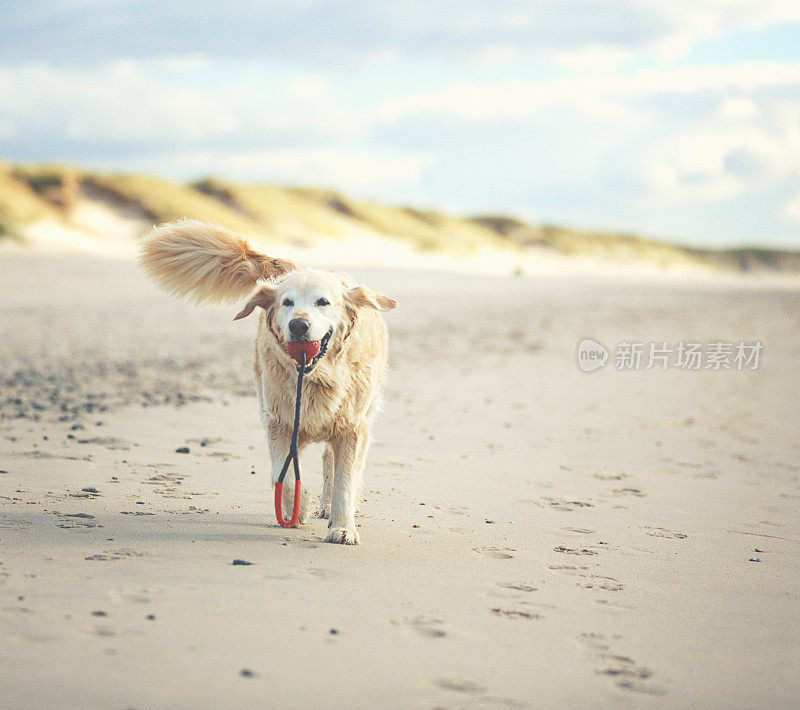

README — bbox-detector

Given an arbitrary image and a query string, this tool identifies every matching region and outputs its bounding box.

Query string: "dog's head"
[233,269,396,372]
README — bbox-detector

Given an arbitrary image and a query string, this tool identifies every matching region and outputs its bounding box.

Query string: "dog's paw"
[325,526,360,545]
[316,503,331,519]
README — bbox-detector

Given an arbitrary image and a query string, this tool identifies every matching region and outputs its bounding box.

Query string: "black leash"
[274,352,307,527]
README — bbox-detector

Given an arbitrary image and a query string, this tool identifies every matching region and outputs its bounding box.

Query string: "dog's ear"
[344,285,397,312]
[233,282,277,320]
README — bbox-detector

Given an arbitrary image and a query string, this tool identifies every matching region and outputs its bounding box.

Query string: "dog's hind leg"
[318,443,334,519]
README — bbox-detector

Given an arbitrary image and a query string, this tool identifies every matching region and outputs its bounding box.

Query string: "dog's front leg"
[325,427,366,545]
[267,419,310,525]
[318,443,334,519]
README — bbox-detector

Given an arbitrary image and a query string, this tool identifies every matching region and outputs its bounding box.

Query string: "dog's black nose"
[289,318,310,338]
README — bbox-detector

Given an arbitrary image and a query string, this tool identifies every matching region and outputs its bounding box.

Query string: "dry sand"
[1,253,799,709]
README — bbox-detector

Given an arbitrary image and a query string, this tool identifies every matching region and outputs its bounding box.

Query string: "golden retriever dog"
[139,219,396,544]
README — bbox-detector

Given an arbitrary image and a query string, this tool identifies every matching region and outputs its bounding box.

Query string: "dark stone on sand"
[82,487,98,493]
[240,669,255,678]
[485,520,494,524]
[749,558,761,562]
[71,424,85,430]
[175,447,190,454]
[64,513,94,519]
[146,614,156,620]
[92,610,107,616]
[329,628,339,635]
[232,559,252,566]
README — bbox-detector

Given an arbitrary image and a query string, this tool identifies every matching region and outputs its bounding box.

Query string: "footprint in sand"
[580,580,626,592]
[642,526,687,539]
[560,526,595,535]
[576,632,666,696]
[432,679,486,695]
[549,566,627,591]
[490,607,543,620]
[56,512,102,529]
[553,546,598,556]
[496,582,538,592]
[536,497,595,512]
[85,548,146,561]
[391,615,447,638]
[611,487,646,497]
[593,473,629,481]
[472,546,516,559]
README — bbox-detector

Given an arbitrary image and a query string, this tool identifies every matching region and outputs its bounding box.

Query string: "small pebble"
[71,424,84,431]
[135,501,145,505]
[82,487,98,493]
[175,447,190,454]
[92,610,107,617]
[250,470,256,475]
[329,628,339,635]
[485,520,494,524]
[146,614,156,620]
[232,559,252,566]
[412,524,419,528]
[240,669,255,678]
[749,558,761,562]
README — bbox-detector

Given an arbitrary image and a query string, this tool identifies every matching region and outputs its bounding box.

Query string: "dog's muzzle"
[286,329,332,373]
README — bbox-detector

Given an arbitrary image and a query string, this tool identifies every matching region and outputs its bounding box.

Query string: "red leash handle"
[274,479,302,527]
[274,352,306,528]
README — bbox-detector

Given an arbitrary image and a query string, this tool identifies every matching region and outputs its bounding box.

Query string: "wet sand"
[1,253,799,708]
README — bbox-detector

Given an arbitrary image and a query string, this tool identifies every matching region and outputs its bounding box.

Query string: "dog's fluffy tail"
[139,219,295,303]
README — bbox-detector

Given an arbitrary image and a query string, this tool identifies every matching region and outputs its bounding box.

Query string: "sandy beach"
[1,252,799,709]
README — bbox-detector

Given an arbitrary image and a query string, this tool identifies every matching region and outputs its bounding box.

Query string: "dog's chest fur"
[253,312,387,443]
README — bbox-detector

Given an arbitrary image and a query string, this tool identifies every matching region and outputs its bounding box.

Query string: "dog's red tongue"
[286,340,321,365]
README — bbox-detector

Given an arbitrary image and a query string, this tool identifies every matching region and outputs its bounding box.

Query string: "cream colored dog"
[139,219,396,544]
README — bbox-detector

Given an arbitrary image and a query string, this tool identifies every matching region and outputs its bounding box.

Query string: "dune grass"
[0,160,797,273]
[81,173,263,236]
[192,179,349,242]
[0,163,62,240]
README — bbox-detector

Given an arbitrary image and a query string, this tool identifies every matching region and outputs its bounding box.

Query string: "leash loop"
[274,352,306,527]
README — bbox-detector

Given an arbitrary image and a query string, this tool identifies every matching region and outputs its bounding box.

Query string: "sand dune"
[1,254,799,708]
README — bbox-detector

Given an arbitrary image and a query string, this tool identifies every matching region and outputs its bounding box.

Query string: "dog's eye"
[316,298,330,307]
[282,298,294,307]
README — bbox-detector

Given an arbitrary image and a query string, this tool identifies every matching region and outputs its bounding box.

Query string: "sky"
[1,1,800,248]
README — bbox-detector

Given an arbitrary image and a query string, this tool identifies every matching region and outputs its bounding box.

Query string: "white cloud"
[4,1,800,69]
[0,62,365,146]
[784,194,800,223]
